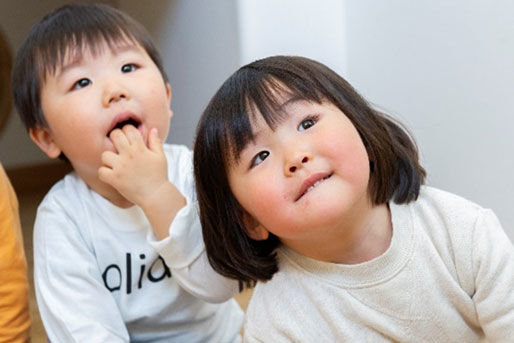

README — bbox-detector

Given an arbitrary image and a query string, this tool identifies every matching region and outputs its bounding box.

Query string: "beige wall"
[0,0,118,169]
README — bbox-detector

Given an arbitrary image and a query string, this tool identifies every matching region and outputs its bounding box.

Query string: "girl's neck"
[331,203,392,264]
[288,202,393,265]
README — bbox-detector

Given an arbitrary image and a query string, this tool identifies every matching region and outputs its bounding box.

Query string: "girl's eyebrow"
[277,96,303,111]
[110,44,142,55]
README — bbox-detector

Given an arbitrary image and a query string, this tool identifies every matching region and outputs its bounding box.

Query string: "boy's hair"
[12,3,168,131]
[194,55,426,289]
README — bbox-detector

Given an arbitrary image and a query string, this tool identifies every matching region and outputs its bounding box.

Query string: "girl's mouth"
[296,173,333,201]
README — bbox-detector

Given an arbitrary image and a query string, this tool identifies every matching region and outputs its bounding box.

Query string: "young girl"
[194,55,514,342]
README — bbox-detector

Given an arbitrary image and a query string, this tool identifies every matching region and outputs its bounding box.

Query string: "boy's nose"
[103,83,131,106]
[284,151,312,176]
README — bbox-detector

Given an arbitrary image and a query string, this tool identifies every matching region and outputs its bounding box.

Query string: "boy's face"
[32,41,172,198]
[227,98,372,259]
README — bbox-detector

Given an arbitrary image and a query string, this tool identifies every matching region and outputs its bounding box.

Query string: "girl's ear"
[29,126,62,159]
[242,212,269,241]
[166,83,173,120]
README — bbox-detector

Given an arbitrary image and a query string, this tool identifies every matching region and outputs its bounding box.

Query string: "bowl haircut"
[12,3,168,132]
[195,55,426,290]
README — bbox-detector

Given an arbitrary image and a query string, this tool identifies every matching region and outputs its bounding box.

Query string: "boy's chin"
[98,182,134,208]
[104,138,118,153]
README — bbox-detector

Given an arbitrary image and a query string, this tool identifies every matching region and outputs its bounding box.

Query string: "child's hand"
[99,125,169,208]
[99,125,186,240]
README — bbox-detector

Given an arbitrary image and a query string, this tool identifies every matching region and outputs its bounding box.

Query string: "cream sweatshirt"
[244,187,514,342]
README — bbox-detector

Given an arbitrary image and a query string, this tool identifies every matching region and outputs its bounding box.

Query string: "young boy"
[11,4,242,342]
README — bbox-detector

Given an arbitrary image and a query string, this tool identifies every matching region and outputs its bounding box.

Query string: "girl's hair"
[12,3,168,131]
[194,55,425,289]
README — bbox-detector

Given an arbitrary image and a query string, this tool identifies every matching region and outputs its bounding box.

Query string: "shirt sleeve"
[0,166,31,343]
[147,196,239,303]
[34,197,129,342]
[472,209,514,341]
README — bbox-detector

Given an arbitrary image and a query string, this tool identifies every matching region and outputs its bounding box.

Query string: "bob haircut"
[194,55,426,289]
[12,3,168,132]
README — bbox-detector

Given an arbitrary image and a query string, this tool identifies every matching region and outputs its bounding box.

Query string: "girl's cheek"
[250,179,278,208]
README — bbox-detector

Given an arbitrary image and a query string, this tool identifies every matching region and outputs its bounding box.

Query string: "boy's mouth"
[107,116,142,137]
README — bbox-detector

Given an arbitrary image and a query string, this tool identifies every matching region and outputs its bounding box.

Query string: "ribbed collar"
[278,202,416,288]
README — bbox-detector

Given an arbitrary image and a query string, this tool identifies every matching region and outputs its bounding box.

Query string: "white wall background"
[120,0,240,147]
[344,0,514,241]
[237,0,346,76]
[0,0,512,240]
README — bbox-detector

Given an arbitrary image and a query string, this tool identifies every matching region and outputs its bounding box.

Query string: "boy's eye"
[251,151,270,168]
[71,78,91,90]
[298,116,317,131]
[121,63,138,73]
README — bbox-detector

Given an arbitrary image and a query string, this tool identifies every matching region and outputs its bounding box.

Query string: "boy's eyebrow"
[57,57,83,78]
[56,44,142,78]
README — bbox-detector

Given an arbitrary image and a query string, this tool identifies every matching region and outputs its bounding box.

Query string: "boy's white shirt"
[33,144,243,342]
[244,186,514,342]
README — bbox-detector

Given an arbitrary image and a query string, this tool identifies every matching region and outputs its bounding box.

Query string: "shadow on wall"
[119,0,174,45]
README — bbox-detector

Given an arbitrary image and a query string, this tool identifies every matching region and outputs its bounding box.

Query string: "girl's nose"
[102,82,130,107]
[284,152,311,176]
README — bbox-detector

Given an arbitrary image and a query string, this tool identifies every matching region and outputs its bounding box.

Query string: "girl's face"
[227,97,373,258]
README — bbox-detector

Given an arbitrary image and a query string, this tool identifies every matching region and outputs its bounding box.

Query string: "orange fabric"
[0,164,31,342]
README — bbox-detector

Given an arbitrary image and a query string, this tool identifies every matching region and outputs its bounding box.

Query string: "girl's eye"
[251,151,270,168]
[298,115,318,131]
[121,63,138,73]
[71,78,91,90]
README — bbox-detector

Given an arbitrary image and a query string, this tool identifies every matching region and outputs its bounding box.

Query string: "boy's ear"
[242,212,269,241]
[29,126,62,159]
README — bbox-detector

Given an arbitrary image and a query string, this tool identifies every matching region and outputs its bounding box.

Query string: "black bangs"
[220,61,324,165]
[34,5,141,80]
